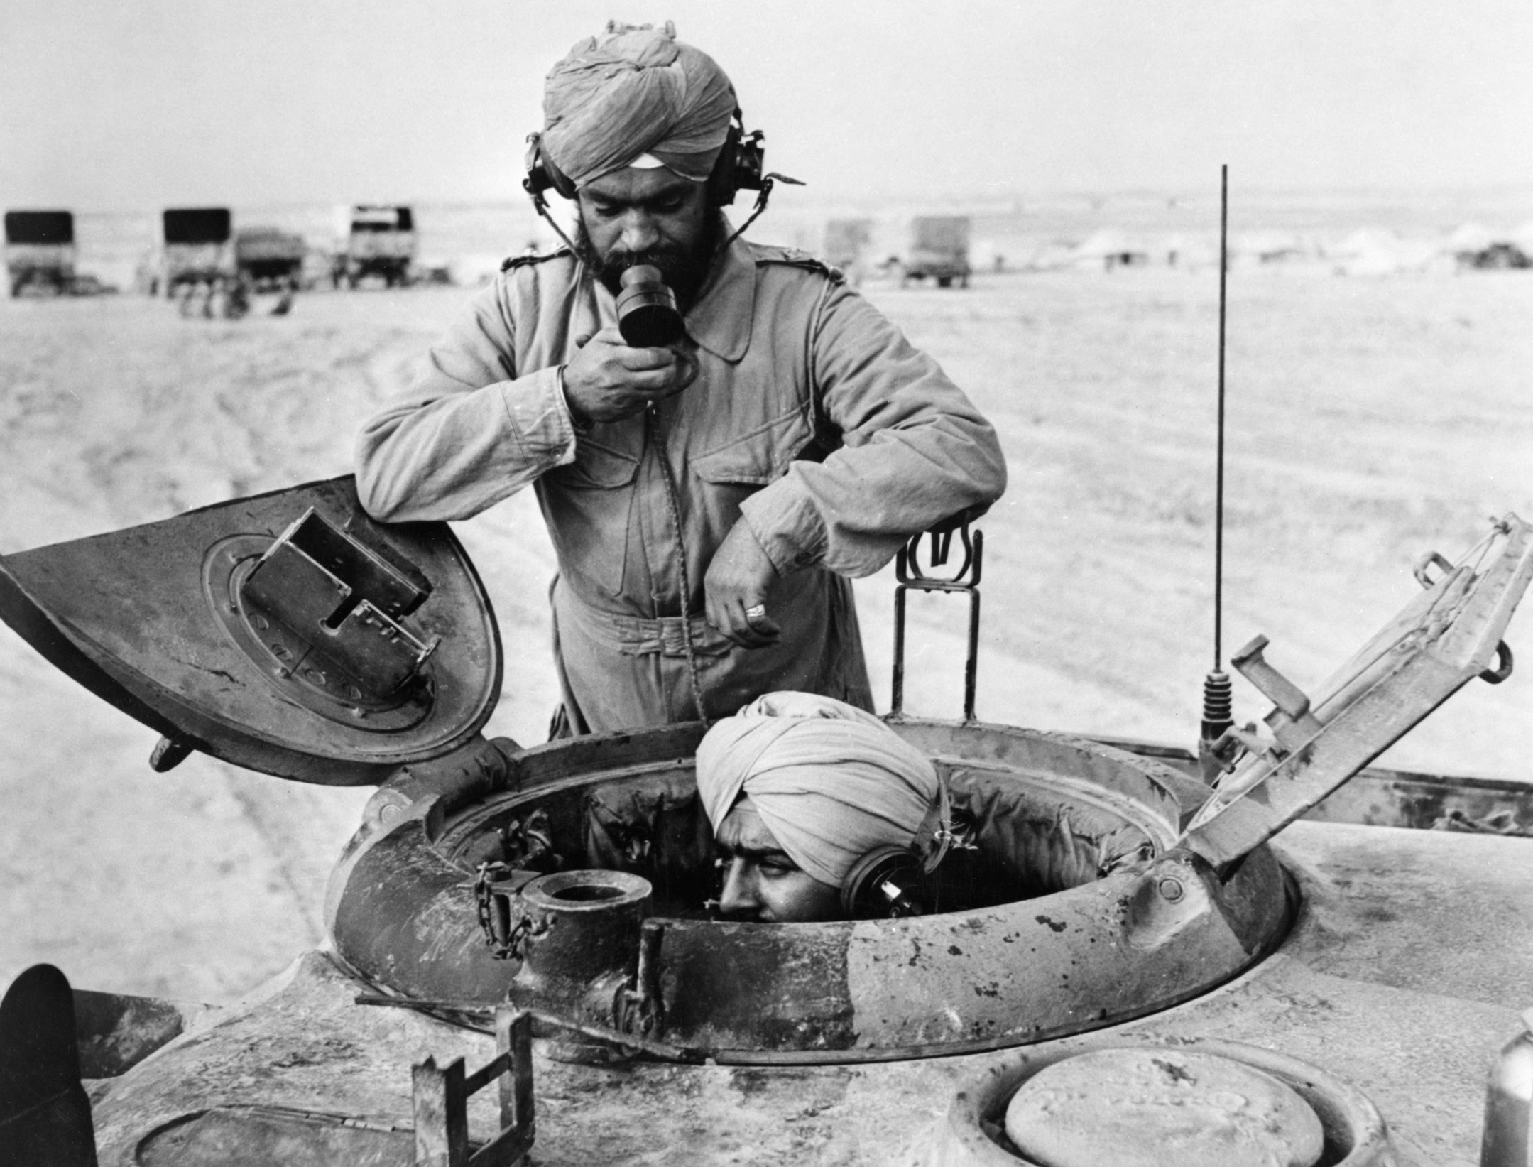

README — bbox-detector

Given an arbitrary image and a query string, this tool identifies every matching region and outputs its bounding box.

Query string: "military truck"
[155,207,235,297]
[4,209,76,296]
[822,217,873,285]
[902,214,972,287]
[233,225,307,291]
[332,204,417,288]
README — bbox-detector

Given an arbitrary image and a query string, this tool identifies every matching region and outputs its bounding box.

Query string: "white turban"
[542,23,737,190]
[695,692,940,887]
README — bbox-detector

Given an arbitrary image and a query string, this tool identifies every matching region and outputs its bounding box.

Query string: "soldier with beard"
[355,23,1006,736]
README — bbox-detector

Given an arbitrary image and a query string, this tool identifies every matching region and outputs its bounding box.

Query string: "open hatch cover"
[0,477,502,785]
[1179,513,1532,870]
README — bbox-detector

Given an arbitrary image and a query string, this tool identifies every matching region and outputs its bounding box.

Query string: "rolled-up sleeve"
[354,279,578,522]
[739,282,1007,578]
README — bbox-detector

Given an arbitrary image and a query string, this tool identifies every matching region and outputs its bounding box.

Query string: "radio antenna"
[1199,165,1234,778]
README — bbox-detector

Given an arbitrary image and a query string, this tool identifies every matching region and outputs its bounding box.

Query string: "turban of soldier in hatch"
[695,692,942,888]
[542,22,738,190]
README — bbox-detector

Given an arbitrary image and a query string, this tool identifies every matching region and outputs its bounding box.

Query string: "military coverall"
[354,229,1007,734]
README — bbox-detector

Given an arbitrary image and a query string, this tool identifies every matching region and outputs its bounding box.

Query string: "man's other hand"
[563,327,690,424]
[705,521,783,648]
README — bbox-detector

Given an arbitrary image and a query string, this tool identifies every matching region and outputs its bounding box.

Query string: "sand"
[1,265,1529,1003]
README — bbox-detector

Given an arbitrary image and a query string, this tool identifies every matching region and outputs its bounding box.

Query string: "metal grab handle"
[1414,551,1454,589]
[891,521,984,722]
[1481,640,1514,685]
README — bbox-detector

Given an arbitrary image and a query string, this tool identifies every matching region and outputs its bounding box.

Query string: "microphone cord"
[646,404,710,728]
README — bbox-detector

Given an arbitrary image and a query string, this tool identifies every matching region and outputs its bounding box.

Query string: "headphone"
[839,772,962,920]
[523,108,767,210]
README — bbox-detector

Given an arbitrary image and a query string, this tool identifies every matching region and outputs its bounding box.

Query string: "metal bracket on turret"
[412,1007,535,1166]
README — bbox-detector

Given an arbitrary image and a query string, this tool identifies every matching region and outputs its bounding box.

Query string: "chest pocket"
[691,407,814,487]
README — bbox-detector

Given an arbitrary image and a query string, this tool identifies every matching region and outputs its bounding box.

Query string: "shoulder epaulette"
[750,244,844,285]
[500,247,574,274]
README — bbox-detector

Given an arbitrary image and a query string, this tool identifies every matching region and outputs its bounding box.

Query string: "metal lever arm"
[1230,634,1323,754]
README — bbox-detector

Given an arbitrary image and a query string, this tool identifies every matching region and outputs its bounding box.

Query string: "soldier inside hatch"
[354,22,1006,737]
[696,691,952,922]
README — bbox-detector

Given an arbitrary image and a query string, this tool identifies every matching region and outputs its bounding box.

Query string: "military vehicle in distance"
[4,209,77,296]
[823,217,874,285]
[902,214,972,287]
[151,207,236,298]
[333,204,417,288]
[234,226,307,292]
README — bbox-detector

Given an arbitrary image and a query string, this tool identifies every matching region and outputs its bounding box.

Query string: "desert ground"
[1,260,1529,1006]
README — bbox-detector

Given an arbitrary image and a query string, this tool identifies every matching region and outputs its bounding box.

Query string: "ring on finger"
[744,604,767,622]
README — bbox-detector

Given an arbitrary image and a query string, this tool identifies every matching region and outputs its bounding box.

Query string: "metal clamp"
[474,864,539,962]
[891,519,984,721]
[612,919,667,1040]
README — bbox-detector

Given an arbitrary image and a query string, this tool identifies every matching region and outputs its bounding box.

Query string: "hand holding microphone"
[563,265,696,425]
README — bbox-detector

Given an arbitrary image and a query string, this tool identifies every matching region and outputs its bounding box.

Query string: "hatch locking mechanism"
[1203,633,1323,777]
[228,508,440,713]
[1230,634,1323,755]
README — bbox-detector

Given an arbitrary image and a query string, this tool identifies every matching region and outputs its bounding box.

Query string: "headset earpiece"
[523,132,577,202]
[839,770,958,919]
[706,111,766,207]
[840,845,926,919]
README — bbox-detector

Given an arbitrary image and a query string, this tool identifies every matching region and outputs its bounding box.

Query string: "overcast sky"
[3,0,1530,210]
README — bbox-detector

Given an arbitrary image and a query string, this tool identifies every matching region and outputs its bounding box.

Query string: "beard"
[574,213,722,313]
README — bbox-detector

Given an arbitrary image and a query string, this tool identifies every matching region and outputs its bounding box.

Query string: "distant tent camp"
[1330,229,1442,276]
[1070,230,1148,270]
[1447,222,1529,270]
[1231,231,1306,265]
[1161,234,1219,269]
[1446,222,1495,256]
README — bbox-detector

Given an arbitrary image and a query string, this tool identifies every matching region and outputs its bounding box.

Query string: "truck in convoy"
[5,210,76,296]
[233,226,307,292]
[332,204,416,288]
[154,208,235,297]
[902,214,972,287]
[822,217,873,285]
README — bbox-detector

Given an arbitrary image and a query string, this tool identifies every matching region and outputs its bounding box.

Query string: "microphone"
[616,264,686,348]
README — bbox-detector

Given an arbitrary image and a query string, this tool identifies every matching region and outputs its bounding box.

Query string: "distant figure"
[354,22,1006,737]
[270,288,295,316]
[222,279,250,320]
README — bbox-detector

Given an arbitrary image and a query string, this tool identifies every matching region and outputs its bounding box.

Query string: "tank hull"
[86,817,1533,1165]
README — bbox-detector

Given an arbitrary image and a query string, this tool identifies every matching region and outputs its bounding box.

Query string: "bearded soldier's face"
[576,167,718,309]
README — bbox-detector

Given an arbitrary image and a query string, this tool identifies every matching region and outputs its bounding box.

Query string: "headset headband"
[522,109,799,251]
